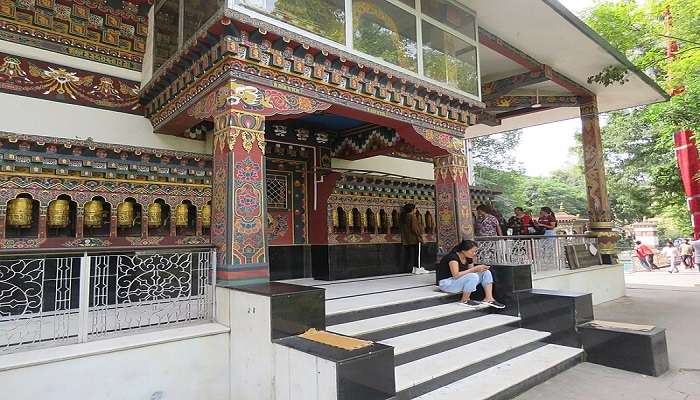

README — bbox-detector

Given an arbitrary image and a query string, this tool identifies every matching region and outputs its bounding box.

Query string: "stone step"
[327,302,488,339]
[381,314,521,366]
[395,328,551,397]
[326,287,458,325]
[414,344,584,400]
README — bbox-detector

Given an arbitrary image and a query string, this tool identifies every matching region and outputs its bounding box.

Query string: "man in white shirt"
[661,241,680,273]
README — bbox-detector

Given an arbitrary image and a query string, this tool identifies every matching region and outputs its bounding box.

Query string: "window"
[240,0,346,44]
[266,174,288,209]
[183,0,221,45]
[154,0,180,71]
[422,21,479,96]
[421,0,475,40]
[353,0,417,72]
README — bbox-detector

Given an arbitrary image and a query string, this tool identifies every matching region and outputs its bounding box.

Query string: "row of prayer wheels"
[6,198,212,229]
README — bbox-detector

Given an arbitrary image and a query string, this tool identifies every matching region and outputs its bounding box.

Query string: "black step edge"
[326,293,462,326]
[394,341,548,400]
[395,323,520,366]
[358,308,491,342]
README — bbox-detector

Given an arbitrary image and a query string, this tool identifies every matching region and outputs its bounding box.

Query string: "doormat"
[299,329,373,351]
[588,320,655,332]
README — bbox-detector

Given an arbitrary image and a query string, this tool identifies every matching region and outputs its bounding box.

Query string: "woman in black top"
[436,240,505,308]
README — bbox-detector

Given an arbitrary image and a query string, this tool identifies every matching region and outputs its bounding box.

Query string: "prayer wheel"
[201,204,211,228]
[48,199,70,228]
[117,200,135,228]
[148,203,162,228]
[375,211,382,232]
[7,198,33,228]
[331,209,339,228]
[175,203,189,227]
[84,200,104,228]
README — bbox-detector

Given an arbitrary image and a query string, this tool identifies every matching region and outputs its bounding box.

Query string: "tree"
[581,0,698,236]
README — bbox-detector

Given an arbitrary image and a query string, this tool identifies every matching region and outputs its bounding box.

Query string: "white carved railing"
[0,247,215,354]
[475,235,598,275]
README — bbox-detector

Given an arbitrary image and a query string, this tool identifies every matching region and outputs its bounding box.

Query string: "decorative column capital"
[213,109,266,154]
[433,153,468,182]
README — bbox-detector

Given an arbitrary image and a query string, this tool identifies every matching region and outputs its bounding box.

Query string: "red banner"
[674,130,700,239]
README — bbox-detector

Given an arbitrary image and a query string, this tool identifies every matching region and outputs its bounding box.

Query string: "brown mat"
[589,320,655,332]
[299,329,373,351]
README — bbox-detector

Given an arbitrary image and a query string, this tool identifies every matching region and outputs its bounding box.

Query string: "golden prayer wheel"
[117,200,135,228]
[48,199,70,228]
[7,198,33,228]
[202,204,211,228]
[331,209,339,228]
[148,203,162,228]
[175,203,189,227]
[375,212,382,231]
[84,200,104,228]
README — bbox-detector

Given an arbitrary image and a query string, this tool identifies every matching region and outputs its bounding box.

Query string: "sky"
[515,0,597,176]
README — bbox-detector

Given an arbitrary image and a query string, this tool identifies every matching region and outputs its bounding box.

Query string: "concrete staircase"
[320,275,584,400]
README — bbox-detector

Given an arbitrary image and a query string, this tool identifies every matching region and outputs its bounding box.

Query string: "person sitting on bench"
[436,239,505,309]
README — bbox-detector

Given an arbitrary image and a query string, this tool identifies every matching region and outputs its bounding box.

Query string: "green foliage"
[581,0,700,233]
[471,130,588,217]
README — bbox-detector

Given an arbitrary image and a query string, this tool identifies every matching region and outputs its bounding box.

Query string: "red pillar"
[211,107,269,285]
[433,153,474,254]
[674,131,700,239]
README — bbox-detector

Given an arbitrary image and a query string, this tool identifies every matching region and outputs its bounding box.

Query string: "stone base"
[579,322,669,377]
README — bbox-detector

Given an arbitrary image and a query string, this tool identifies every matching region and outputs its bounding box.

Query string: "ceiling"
[465,0,667,138]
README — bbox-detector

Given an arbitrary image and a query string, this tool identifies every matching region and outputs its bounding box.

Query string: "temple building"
[0,1,669,399]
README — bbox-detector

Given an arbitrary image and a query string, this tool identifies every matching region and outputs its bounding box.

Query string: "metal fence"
[475,235,598,274]
[0,246,215,354]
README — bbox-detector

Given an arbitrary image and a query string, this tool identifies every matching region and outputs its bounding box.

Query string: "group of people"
[634,239,699,273]
[475,205,558,237]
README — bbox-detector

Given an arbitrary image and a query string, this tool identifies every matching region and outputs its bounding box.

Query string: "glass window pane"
[183,0,221,44]
[154,0,180,71]
[422,21,479,95]
[353,0,417,72]
[398,0,415,7]
[240,0,346,44]
[421,0,475,40]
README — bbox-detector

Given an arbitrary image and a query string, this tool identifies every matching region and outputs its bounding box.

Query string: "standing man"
[634,241,658,271]
[680,239,694,269]
[661,241,680,273]
[400,204,426,274]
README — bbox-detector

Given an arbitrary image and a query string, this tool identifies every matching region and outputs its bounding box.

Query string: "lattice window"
[266,174,288,209]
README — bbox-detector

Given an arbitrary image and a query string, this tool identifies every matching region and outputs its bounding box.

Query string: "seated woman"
[436,240,505,309]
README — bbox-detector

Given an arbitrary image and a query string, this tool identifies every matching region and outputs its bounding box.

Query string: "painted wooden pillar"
[141,212,148,239]
[169,212,177,237]
[75,206,84,238]
[211,107,269,286]
[38,205,47,239]
[195,209,203,237]
[110,206,118,238]
[580,97,617,261]
[433,153,474,255]
[0,205,5,240]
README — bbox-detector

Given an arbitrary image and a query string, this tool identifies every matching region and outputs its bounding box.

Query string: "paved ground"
[516,269,700,400]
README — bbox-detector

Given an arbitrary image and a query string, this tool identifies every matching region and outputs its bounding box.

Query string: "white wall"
[0,93,207,154]
[532,264,626,305]
[332,156,434,180]
[0,325,230,400]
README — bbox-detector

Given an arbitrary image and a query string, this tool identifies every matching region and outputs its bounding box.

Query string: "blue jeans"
[439,271,494,294]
